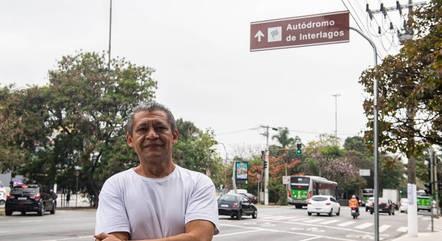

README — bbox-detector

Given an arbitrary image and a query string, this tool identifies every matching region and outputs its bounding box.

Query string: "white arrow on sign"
[254,30,264,42]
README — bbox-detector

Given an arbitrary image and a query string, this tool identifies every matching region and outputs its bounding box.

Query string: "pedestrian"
[66,191,71,207]
[94,102,219,241]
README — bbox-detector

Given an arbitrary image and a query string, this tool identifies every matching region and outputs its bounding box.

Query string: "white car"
[307,195,341,216]
[0,188,6,206]
[399,198,408,213]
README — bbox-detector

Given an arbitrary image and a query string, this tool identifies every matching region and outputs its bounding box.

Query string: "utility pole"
[108,0,112,70]
[332,94,340,138]
[261,125,270,205]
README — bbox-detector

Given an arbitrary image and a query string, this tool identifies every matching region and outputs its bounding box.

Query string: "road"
[0,207,435,241]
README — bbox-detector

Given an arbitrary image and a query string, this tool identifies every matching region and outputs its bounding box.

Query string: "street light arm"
[349,27,378,65]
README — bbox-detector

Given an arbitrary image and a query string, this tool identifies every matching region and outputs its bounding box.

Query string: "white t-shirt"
[95,165,219,240]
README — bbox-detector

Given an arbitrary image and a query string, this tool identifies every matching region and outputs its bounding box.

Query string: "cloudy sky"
[1,0,411,157]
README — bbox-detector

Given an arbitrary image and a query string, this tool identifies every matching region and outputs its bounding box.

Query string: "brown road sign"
[250,11,349,51]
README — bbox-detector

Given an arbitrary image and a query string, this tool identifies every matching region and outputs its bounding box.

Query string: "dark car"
[367,198,395,215]
[218,193,257,220]
[5,184,56,216]
[240,192,258,204]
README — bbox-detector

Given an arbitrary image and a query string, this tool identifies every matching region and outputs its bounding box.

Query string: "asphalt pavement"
[0,205,440,241]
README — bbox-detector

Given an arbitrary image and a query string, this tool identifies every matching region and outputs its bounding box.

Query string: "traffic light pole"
[349,27,380,241]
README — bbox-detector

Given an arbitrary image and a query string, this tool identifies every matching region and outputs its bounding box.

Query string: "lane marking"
[214,229,263,238]
[397,226,407,232]
[303,219,325,223]
[320,219,339,225]
[338,221,356,227]
[220,223,354,241]
[354,222,373,229]
[300,236,321,241]
[379,225,391,233]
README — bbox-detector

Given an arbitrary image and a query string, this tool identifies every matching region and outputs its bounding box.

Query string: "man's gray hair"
[126,101,177,134]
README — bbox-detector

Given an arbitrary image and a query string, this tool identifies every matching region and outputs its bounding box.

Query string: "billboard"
[235,161,248,180]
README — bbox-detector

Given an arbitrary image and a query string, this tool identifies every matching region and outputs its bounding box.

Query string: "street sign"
[359,169,370,176]
[250,11,349,51]
[282,176,290,184]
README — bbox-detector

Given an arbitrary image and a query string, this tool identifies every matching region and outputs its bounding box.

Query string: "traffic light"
[295,143,302,156]
[424,182,432,195]
[261,151,267,169]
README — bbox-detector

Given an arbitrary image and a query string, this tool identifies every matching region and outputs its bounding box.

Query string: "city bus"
[287,175,337,209]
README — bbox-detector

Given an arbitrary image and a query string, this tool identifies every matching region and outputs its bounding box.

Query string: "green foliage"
[380,156,405,189]
[359,1,441,154]
[1,52,227,206]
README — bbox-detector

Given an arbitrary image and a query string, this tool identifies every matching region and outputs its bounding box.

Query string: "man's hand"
[94,232,128,241]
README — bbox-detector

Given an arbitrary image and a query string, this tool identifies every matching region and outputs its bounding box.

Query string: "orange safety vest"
[348,198,359,208]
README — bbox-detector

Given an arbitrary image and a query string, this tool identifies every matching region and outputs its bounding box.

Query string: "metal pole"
[332,94,340,137]
[75,174,79,208]
[264,126,270,206]
[349,27,379,241]
[108,0,112,70]
[232,161,237,193]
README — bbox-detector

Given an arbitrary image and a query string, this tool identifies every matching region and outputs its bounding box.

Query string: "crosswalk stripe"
[303,219,324,223]
[397,227,408,232]
[379,225,391,233]
[338,221,356,227]
[292,218,312,222]
[355,222,373,229]
[319,219,339,225]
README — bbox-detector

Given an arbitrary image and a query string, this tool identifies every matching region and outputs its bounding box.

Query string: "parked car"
[367,197,395,215]
[399,198,408,213]
[218,193,258,220]
[5,184,56,216]
[307,195,341,216]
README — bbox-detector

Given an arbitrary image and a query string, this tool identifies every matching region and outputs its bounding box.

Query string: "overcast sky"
[1,0,412,157]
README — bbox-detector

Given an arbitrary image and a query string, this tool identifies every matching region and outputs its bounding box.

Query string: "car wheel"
[316,213,320,216]
[5,209,12,216]
[252,210,257,219]
[236,210,242,220]
[0,200,5,206]
[230,214,235,219]
[21,211,26,216]
[336,208,340,216]
[308,212,312,216]
[392,210,395,215]
[38,204,45,216]
[388,210,392,215]
[50,204,56,215]
[370,210,373,215]
[328,209,333,217]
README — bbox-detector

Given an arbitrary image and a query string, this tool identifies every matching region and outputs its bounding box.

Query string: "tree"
[42,51,156,206]
[173,119,225,188]
[0,85,52,177]
[359,0,441,189]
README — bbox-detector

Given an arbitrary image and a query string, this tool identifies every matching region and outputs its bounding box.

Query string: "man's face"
[127,110,178,165]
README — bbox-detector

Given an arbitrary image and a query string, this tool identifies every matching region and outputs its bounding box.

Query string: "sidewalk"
[393,217,442,240]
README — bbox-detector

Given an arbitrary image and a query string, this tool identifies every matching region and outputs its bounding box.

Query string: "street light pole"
[108,0,112,70]
[349,27,379,241]
[332,93,341,138]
